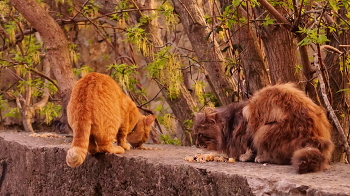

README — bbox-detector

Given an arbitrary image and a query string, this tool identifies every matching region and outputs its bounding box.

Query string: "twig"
[292,0,304,30]
[1,59,58,90]
[72,0,90,21]
[138,86,164,108]
[313,52,350,163]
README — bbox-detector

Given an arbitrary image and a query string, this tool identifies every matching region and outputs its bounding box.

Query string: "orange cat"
[66,72,155,168]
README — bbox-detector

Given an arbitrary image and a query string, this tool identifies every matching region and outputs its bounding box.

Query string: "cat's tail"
[66,122,91,168]
[291,139,334,174]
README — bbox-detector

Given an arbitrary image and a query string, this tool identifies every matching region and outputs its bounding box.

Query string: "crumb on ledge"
[184,153,234,163]
[29,133,65,138]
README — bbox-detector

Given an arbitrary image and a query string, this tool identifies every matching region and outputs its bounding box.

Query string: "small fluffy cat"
[193,102,253,161]
[243,83,334,174]
[193,83,334,174]
[66,72,155,168]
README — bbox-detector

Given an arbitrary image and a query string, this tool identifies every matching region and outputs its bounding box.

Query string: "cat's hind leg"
[88,136,98,154]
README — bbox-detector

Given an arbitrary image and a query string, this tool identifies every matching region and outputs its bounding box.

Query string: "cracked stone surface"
[0,130,349,196]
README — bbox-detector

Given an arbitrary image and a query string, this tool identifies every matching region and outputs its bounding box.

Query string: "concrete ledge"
[0,131,349,196]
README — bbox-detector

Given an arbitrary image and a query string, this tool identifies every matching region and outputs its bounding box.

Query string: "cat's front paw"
[239,153,251,162]
[120,142,131,150]
[254,155,268,163]
[239,149,252,162]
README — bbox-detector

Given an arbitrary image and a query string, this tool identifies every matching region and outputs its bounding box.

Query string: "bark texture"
[171,0,234,106]
[254,6,301,85]
[323,7,350,162]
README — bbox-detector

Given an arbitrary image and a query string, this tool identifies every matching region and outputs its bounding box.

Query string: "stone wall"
[0,131,349,196]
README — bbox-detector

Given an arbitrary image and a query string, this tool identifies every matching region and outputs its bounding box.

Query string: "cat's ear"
[204,107,217,124]
[144,115,156,126]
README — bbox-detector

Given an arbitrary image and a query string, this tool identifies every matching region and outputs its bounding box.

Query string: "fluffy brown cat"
[192,102,254,161]
[193,83,334,174]
[243,83,334,174]
[66,72,155,168]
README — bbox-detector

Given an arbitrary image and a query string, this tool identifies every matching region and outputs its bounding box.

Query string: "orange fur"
[66,72,155,168]
[243,83,334,173]
[127,115,156,148]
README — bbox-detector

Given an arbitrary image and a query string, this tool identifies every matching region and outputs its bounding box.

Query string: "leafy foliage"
[39,102,61,124]
[160,134,181,145]
[125,24,153,56]
[158,2,178,31]
[147,46,183,99]
[297,28,330,46]
[108,63,138,90]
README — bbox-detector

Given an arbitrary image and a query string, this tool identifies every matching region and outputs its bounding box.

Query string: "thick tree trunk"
[233,21,270,95]
[137,0,197,145]
[160,84,197,145]
[10,0,76,133]
[226,5,270,94]
[260,25,301,84]
[171,0,234,106]
[254,6,301,85]
[256,0,318,99]
[323,7,350,162]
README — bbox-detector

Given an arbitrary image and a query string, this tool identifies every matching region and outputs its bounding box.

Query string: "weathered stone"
[0,131,349,196]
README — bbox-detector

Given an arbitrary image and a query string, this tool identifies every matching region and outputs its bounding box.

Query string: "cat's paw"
[120,143,131,150]
[239,154,251,162]
[110,146,125,154]
[254,155,268,163]
[239,149,252,162]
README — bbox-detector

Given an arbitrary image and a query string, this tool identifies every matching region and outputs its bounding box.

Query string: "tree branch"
[256,0,292,30]
[313,52,350,163]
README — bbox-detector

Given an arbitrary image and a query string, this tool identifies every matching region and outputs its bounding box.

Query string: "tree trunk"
[322,7,350,162]
[224,4,270,94]
[160,84,197,145]
[233,21,270,95]
[254,6,301,85]
[171,0,234,106]
[10,0,76,133]
[256,0,318,99]
[136,0,197,145]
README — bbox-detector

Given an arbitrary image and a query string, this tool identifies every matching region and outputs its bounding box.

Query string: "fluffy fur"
[193,83,334,174]
[192,102,254,160]
[66,72,155,168]
[243,83,334,174]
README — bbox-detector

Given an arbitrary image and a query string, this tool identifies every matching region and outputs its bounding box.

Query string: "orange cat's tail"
[66,122,91,168]
[291,139,333,174]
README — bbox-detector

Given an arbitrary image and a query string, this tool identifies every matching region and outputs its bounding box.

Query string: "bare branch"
[313,52,350,163]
